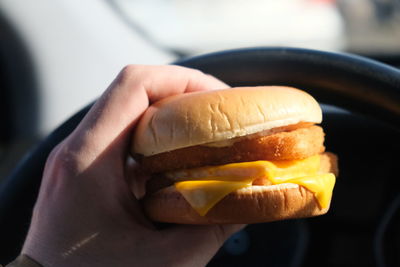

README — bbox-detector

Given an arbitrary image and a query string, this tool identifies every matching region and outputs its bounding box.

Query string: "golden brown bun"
[143,152,338,224]
[144,183,327,224]
[133,86,322,156]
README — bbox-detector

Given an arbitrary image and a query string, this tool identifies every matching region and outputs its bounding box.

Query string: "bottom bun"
[143,183,329,224]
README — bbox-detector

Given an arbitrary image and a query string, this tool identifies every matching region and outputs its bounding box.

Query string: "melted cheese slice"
[173,155,336,216]
[175,180,252,216]
[169,155,321,182]
[283,173,336,210]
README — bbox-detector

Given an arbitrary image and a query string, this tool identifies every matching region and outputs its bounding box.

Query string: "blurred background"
[1,0,400,181]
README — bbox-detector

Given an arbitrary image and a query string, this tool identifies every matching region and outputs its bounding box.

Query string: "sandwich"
[132,86,338,224]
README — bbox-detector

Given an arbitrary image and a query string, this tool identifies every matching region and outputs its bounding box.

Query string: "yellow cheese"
[174,155,336,216]
[175,180,252,216]
[168,155,320,182]
[284,173,336,210]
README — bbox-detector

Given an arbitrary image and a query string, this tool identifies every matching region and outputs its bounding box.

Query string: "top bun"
[133,86,322,156]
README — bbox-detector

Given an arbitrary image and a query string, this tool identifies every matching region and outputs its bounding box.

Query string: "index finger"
[66,65,229,167]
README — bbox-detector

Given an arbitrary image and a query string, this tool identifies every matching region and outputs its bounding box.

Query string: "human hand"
[21,65,244,267]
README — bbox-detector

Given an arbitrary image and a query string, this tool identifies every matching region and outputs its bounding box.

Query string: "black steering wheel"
[1,47,399,266]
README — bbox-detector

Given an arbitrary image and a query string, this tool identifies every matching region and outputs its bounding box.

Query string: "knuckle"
[121,64,138,75]
[117,64,141,85]
[44,141,79,178]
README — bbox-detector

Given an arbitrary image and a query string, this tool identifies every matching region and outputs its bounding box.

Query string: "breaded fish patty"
[138,125,325,173]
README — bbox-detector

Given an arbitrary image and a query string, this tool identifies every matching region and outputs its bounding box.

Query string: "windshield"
[110,0,400,57]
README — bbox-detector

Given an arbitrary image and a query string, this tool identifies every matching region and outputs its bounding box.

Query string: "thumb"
[164,224,245,267]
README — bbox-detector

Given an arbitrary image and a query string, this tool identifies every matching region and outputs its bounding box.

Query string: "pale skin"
[22,65,244,267]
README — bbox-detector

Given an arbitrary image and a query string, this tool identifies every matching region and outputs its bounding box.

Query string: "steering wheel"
[1,47,399,266]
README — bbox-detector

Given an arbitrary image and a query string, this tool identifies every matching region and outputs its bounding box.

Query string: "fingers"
[65,65,228,170]
[126,65,229,103]
[164,224,245,266]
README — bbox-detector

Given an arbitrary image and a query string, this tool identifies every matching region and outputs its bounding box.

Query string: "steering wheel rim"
[176,47,400,129]
[1,47,399,265]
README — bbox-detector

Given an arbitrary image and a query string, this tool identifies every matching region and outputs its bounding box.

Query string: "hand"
[22,65,244,267]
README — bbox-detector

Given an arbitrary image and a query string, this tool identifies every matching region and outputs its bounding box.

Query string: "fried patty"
[137,125,325,174]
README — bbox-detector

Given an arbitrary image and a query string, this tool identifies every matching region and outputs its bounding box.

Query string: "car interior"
[1,1,400,267]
